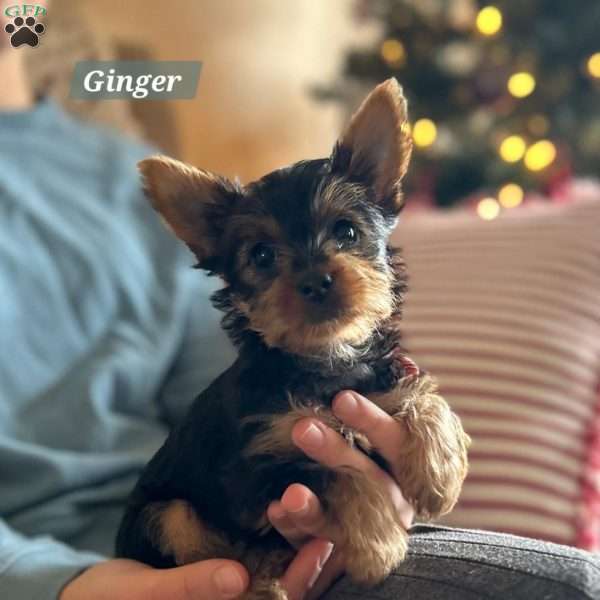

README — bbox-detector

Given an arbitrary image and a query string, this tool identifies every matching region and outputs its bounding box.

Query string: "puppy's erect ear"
[139,155,239,270]
[330,78,412,214]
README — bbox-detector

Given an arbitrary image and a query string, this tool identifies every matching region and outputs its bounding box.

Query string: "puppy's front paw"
[345,529,407,586]
[325,469,408,585]
[392,376,470,519]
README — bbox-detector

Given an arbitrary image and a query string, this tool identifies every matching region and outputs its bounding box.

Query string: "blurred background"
[26,0,600,215]
[27,0,364,182]
[318,0,600,208]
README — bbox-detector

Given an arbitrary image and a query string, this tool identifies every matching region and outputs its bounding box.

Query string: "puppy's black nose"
[298,272,334,303]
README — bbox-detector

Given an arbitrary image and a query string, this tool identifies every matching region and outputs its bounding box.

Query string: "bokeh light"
[477,197,501,220]
[476,6,503,36]
[499,135,526,162]
[524,140,557,171]
[587,53,600,78]
[508,72,536,98]
[412,118,437,147]
[381,39,406,67]
[498,183,524,208]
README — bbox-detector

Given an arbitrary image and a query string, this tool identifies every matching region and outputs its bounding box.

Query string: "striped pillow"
[392,191,600,550]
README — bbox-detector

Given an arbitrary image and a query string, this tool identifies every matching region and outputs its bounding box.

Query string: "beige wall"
[79,0,365,183]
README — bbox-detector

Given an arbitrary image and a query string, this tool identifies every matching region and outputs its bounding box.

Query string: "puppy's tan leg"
[146,501,293,599]
[324,468,408,585]
[143,499,232,565]
[240,547,294,600]
[372,374,470,519]
[243,579,287,600]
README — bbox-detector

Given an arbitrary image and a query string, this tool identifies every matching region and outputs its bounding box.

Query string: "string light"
[507,72,536,98]
[498,183,524,208]
[476,6,503,36]
[412,119,437,147]
[524,140,556,171]
[381,39,406,68]
[499,135,526,162]
[587,53,600,78]
[477,197,500,220]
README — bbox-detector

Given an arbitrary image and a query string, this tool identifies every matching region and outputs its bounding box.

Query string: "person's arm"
[0,519,103,600]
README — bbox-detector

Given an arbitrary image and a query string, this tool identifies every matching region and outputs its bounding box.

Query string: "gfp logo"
[3,4,47,47]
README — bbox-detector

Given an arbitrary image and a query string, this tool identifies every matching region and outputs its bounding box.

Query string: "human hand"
[59,538,333,600]
[267,390,415,599]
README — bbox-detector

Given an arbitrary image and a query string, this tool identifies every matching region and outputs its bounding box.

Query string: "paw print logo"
[4,16,46,48]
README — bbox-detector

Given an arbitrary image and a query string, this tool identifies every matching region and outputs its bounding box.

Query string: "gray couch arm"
[323,525,600,599]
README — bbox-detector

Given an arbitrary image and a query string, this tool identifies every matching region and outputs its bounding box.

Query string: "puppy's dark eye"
[333,220,357,248]
[250,243,276,269]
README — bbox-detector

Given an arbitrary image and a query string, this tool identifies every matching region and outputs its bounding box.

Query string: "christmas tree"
[317,0,600,209]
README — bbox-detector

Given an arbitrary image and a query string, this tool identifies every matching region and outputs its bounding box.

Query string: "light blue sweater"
[0,100,236,599]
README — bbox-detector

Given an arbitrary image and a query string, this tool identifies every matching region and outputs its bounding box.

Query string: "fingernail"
[214,566,245,598]
[298,422,325,449]
[286,496,308,515]
[308,542,334,588]
[335,392,358,417]
[318,542,334,569]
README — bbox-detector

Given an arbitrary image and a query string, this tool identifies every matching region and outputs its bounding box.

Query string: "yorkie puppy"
[115,78,470,599]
